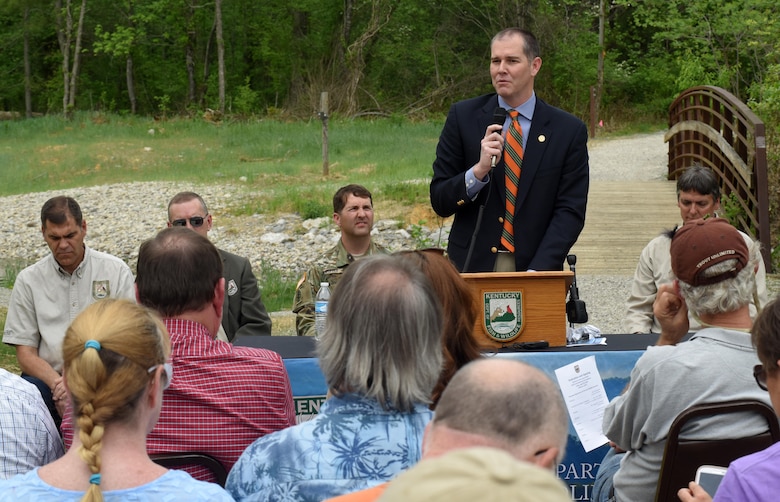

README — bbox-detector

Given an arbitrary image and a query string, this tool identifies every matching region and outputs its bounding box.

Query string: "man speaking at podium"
[430,28,589,273]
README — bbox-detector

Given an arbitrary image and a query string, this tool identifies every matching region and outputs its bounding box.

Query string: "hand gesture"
[653,282,689,345]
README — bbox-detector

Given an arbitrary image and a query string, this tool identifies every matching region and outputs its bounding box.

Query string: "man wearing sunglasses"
[167,191,272,341]
[593,218,771,502]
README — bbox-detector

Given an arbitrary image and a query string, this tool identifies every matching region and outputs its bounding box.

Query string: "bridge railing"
[666,85,771,271]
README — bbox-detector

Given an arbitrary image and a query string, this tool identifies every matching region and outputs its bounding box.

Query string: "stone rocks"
[0,181,449,281]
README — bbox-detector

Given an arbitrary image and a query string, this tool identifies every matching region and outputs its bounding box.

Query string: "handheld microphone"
[462,107,507,272]
[489,107,507,168]
[566,254,589,324]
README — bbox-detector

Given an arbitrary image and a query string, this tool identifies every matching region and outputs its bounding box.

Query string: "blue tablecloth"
[278,347,645,500]
[234,334,659,501]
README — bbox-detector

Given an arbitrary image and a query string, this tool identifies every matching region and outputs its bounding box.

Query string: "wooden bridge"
[570,178,680,276]
[574,85,770,276]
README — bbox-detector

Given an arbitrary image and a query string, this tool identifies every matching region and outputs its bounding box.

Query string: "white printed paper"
[554,355,610,452]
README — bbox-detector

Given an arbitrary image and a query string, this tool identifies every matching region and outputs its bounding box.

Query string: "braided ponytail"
[62,299,170,502]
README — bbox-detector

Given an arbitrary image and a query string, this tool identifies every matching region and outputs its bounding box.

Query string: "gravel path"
[577,131,668,334]
[0,131,681,335]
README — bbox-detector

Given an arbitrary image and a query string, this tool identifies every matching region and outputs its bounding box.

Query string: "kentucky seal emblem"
[92,280,110,300]
[483,291,523,342]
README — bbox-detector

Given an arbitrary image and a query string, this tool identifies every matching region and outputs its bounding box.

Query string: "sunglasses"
[148,362,174,390]
[171,216,206,228]
[754,364,770,391]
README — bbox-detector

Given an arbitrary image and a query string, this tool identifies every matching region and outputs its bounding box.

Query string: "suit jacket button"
[491,247,498,254]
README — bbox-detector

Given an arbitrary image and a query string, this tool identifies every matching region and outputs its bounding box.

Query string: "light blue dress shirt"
[0,369,64,479]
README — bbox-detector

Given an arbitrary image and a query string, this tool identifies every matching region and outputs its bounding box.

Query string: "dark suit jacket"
[430,93,589,272]
[220,249,272,340]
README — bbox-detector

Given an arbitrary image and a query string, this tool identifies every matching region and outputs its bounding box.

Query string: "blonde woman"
[0,299,232,501]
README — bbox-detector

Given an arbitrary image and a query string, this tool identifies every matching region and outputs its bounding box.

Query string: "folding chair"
[150,452,229,487]
[654,399,780,502]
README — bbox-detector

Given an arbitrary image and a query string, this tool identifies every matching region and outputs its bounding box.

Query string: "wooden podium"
[460,271,573,349]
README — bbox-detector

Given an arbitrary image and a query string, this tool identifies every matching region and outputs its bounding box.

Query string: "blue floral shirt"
[226,393,433,502]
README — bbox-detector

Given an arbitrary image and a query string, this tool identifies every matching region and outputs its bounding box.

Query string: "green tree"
[92,0,172,114]
[612,0,779,99]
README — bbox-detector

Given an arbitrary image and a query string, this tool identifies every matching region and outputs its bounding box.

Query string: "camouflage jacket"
[293,239,390,336]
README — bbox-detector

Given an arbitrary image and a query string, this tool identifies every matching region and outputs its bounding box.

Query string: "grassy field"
[0,112,666,373]
[0,111,662,210]
[0,113,442,212]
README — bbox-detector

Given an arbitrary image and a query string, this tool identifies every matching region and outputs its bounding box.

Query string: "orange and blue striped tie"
[501,110,523,253]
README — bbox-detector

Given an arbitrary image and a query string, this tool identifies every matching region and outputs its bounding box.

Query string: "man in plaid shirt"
[136,227,296,481]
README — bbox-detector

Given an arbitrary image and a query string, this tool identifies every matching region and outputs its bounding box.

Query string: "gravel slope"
[4,131,750,336]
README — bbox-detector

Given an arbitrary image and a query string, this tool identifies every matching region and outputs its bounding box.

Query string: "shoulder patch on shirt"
[92,280,110,300]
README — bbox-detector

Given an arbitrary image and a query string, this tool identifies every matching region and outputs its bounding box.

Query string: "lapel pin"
[538,134,546,143]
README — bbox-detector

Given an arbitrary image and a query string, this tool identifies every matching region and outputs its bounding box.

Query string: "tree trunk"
[343,0,393,116]
[23,6,32,118]
[67,0,87,110]
[215,0,225,114]
[55,0,72,116]
[342,0,353,49]
[126,55,137,114]
[596,0,605,127]
[186,42,196,105]
[185,2,196,106]
[201,15,215,108]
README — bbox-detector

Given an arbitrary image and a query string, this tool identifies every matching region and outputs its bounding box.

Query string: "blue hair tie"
[89,473,101,485]
[84,340,101,351]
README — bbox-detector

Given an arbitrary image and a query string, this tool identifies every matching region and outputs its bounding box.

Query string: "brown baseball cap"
[670,217,748,286]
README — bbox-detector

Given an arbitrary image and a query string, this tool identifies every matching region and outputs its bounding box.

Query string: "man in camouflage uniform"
[293,184,389,336]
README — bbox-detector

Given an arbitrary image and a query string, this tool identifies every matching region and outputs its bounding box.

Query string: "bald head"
[427,358,568,465]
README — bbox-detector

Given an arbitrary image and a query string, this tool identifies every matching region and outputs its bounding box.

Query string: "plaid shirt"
[63,319,296,482]
[1,369,64,479]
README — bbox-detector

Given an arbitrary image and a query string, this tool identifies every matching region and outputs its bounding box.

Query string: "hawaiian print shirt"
[226,393,433,502]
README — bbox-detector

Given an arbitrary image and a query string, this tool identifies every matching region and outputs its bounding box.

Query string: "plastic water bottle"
[314,282,331,338]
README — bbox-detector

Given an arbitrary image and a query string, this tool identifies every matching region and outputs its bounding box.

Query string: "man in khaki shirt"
[2,196,134,423]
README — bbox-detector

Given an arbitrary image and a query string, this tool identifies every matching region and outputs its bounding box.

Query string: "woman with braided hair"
[0,299,232,501]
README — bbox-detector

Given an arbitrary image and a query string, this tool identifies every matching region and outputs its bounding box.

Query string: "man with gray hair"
[624,165,767,333]
[227,254,443,501]
[594,217,772,502]
[327,357,570,501]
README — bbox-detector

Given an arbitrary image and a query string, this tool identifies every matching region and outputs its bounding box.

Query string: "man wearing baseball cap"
[593,218,772,502]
